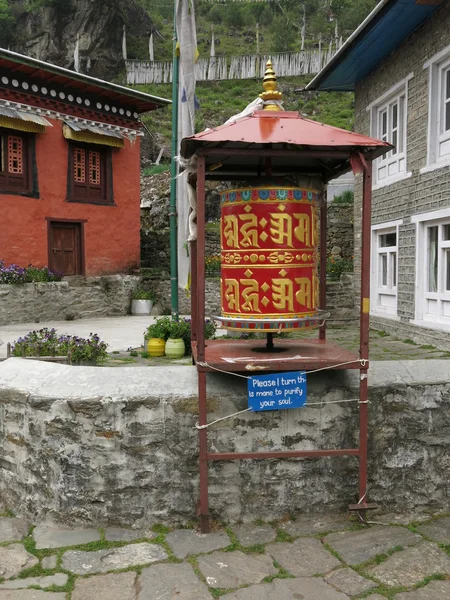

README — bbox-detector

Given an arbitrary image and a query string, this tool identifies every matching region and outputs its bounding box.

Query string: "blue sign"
[248,371,307,412]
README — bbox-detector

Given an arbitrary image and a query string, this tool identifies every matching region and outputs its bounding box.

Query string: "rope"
[194,358,370,430]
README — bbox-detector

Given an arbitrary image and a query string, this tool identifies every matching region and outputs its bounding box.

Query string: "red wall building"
[0,49,169,276]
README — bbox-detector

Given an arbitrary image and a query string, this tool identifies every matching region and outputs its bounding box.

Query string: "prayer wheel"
[217,186,321,332]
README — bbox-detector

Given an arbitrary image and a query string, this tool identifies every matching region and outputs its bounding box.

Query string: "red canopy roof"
[181,110,391,182]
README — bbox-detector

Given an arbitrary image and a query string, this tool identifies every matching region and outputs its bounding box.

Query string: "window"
[371,221,402,318]
[0,130,30,193]
[368,75,412,187]
[412,209,450,330]
[67,144,111,204]
[423,47,450,170]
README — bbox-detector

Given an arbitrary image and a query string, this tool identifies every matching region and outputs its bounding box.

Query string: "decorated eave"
[181,110,392,182]
[0,47,170,137]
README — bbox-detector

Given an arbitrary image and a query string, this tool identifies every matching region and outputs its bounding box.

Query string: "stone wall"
[353,3,450,348]
[0,276,140,326]
[326,203,353,262]
[0,359,449,526]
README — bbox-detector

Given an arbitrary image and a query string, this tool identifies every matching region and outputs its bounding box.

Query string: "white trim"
[372,219,404,231]
[424,45,450,69]
[371,224,400,319]
[410,319,450,334]
[366,73,414,112]
[423,45,450,168]
[372,171,412,191]
[414,214,450,327]
[419,160,450,175]
[370,312,401,322]
[411,206,450,224]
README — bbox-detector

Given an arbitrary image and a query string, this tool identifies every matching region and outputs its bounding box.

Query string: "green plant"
[326,256,354,280]
[145,317,217,355]
[205,255,221,277]
[11,328,108,364]
[140,351,149,358]
[146,316,173,340]
[129,350,138,357]
[142,164,170,177]
[132,287,158,301]
[332,190,354,205]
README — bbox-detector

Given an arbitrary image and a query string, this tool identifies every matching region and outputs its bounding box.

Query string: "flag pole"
[169,0,179,321]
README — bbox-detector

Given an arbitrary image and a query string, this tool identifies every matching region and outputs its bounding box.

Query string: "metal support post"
[319,196,327,341]
[196,156,209,533]
[169,2,179,321]
[358,158,372,518]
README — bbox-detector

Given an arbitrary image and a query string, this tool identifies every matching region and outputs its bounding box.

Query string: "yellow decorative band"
[0,116,46,134]
[63,124,125,148]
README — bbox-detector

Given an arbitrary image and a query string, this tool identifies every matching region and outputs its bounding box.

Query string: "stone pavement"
[2,317,449,362]
[1,510,450,599]
[0,316,158,359]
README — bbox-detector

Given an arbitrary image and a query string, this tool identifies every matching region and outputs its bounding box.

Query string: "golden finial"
[259,60,283,111]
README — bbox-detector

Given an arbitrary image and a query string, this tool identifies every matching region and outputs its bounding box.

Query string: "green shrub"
[145,317,217,355]
[11,328,108,364]
[132,287,158,301]
[332,190,354,205]
[326,256,353,280]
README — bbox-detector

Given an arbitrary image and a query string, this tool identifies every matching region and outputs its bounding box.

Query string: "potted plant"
[165,319,190,359]
[131,288,157,316]
[145,317,171,357]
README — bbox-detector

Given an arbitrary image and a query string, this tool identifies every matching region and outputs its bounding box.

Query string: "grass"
[142,164,170,177]
[403,338,417,345]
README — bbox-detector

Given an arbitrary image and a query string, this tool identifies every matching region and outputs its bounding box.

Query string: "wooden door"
[49,222,82,276]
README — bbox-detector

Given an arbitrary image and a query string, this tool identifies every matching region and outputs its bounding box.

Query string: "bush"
[0,261,62,284]
[11,328,108,364]
[132,287,158,301]
[327,256,353,280]
[145,316,217,355]
[332,190,354,205]
[205,255,221,277]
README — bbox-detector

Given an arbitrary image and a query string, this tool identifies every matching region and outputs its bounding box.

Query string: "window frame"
[413,208,450,330]
[0,128,33,196]
[368,74,412,188]
[66,142,114,205]
[422,46,450,172]
[370,220,402,320]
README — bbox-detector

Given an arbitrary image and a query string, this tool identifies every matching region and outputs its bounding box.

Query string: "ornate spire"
[259,60,283,111]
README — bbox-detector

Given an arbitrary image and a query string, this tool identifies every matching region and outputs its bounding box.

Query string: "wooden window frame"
[66,142,114,205]
[0,129,38,197]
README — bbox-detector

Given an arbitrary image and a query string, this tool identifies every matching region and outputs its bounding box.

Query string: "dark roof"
[305,0,444,92]
[0,48,170,113]
[181,110,391,182]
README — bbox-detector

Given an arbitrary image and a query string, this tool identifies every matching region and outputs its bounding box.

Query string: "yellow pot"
[165,338,186,359]
[147,338,166,357]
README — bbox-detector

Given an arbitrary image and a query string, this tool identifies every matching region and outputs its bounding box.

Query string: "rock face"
[10,0,154,79]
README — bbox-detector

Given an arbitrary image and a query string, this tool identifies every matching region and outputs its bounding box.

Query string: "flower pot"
[165,338,186,359]
[147,338,166,357]
[131,299,153,315]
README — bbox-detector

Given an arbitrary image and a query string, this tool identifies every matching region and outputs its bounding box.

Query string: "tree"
[0,0,14,47]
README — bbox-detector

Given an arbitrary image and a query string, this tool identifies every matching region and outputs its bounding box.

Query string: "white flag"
[149,32,154,61]
[74,35,80,72]
[122,25,127,60]
[176,0,198,291]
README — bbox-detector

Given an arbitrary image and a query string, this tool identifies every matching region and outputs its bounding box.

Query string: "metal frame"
[191,150,373,533]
